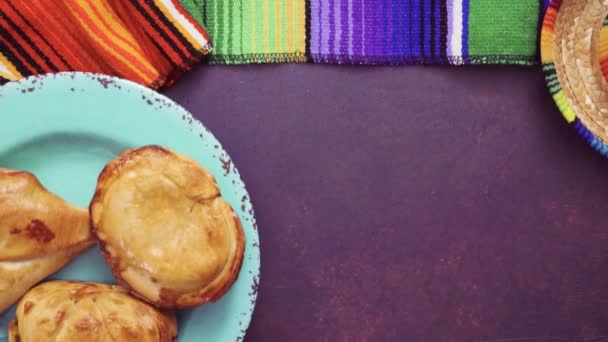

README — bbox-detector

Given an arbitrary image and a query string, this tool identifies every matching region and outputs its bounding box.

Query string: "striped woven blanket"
[0,0,211,89]
[0,0,548,89]
[190,0,545,65]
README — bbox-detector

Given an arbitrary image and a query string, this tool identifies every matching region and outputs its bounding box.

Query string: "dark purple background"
[166,65,608,342]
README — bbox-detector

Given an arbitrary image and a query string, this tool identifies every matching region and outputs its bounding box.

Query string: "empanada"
[0,169,95,313]
[8,280,177,342]
[90,146,245,308]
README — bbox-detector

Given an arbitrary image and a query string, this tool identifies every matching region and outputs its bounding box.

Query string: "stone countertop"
[166,64,608,342]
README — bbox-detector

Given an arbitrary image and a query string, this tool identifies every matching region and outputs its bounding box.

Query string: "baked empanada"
[0,169,95,313]
[90,146,245,308]
[8,280,177,342]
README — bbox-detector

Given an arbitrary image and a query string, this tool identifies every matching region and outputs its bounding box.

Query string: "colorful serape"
[185,0,543,65]
[0,0,553,90]
[0,0,212,89]
[183,0,307,63]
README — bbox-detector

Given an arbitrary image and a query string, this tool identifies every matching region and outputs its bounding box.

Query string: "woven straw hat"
[541,0,608,156]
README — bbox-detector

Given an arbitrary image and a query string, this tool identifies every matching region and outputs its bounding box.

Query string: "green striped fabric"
[181,0,307,64]
[468,0,540,59]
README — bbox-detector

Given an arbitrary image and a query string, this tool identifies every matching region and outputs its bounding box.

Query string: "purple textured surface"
[165,64,608,342]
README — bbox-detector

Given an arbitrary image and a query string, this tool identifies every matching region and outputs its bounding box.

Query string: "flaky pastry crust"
[90,146,245,308]
[9,281,177,342]
[0,169,95,314]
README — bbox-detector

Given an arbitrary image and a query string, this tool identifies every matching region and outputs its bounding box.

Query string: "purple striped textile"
[310,0,448,64]
[306,0,540,65]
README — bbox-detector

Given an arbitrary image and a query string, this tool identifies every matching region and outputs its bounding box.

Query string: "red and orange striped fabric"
[0,0,212,89]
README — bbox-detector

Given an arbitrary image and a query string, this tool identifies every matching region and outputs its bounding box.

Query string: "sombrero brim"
[541,0,608,156]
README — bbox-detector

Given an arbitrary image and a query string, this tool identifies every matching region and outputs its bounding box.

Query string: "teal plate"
[0,72,260,341]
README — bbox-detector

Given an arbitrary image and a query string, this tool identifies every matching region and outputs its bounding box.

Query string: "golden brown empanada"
[90,146,245,308]
[0,168,95,314]
[8,280,177,342]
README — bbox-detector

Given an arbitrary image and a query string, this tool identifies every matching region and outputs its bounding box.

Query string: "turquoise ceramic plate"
[0,72,260,341]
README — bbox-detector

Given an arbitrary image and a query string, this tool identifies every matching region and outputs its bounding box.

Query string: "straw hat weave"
[541,0,608,156]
